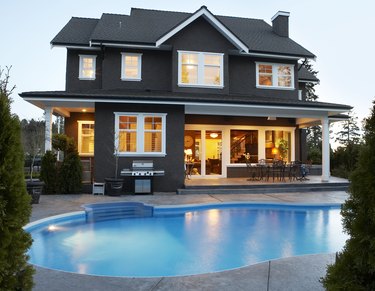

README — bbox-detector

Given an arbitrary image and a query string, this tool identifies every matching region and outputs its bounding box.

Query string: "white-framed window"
[256,62,294,89]
[114,112,167,156]
[77,121,95,156]
[79,55,96,80]
[121,53,142,81]
[178,50,224,88]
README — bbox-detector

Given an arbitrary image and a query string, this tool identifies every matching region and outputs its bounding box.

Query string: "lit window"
[77,121,94,155]
[178,51,223,88]
[121,53,142,81]
[256,63,294,89]
[230,130,258,163]
[115,113,167,156]
[265,130,291,162]
[79,55,96,80]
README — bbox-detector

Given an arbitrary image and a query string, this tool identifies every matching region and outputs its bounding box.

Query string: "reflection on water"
[28,205,347,277]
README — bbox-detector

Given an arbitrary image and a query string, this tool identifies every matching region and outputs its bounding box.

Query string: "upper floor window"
[178,51,223,88]
[256,63,294,89]
[114,112,167,156]
[79,55,96,80]
[121,53,142,81]
[77,121,95,155]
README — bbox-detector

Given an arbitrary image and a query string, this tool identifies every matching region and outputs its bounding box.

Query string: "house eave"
[21,93,351,120]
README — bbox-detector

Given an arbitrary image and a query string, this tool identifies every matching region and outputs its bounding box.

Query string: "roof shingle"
[51,7,315,58]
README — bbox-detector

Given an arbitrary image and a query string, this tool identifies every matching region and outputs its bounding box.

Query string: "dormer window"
[256,62,294,89]
[121,53,142,81]
[178,51,223,88]
[79,55,96,80]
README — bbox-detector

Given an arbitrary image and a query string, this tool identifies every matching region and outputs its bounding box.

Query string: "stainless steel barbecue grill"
[120,160,165,194]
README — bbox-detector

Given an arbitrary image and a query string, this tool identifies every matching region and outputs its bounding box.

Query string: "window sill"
[79,77,96,81]
[256,85,294,91]
[121,78,142,82]
[116,152,167,157]
[178,83,224,89]
[79,153,94,157]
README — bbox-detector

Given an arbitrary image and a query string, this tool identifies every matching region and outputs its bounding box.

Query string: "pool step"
[177,182,349,195]
[83,202,153,222]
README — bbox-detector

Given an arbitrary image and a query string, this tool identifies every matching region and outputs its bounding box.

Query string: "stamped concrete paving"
[30,191,347,291]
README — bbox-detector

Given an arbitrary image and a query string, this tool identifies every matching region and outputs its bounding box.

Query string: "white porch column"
[44,107,53,152]
[321,116,330,182]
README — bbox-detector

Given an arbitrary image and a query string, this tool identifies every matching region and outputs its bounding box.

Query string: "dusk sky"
[2,0,374,128]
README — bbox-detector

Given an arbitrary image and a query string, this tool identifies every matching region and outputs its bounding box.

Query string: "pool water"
[26,203,347,277]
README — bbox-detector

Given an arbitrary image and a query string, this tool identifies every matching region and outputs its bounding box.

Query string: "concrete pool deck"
[30,191,348,291]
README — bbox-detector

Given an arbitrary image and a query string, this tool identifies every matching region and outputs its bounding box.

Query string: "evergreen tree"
[302,60,322,162]
[322,99,375,290]
[40,150,57,194]
[55,135,82,193]
[21,118,45,179]
[303,60,319,102]
[335,109,361,146]
[0,67,34,289]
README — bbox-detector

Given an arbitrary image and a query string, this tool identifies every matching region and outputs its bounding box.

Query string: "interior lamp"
[272,147,278,158]
[210,132,219,138]
[184,149,193,161]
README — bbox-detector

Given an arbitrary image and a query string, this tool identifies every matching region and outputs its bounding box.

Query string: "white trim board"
[156,6,249,53]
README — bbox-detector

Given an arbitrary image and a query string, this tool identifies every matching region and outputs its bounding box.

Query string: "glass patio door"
[184,130,223,177]
[205,131,222,176]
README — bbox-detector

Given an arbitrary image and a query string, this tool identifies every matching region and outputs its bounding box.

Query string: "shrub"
[322,100,375,290]
[40,150,57,194]
[58,143,82,194]
[0,67,34,290]
[307,146,322,164]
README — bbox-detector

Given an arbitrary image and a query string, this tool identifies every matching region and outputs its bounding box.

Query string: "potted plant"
[104,133,124,196]
[277,139,289,161]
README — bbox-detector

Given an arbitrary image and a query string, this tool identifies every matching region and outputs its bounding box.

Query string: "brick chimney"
[271,11,290,37]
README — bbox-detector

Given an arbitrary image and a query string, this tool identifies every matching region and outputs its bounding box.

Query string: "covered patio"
[20,90,351,189]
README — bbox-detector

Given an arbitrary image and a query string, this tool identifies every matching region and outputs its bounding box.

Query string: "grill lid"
[132,160,153,169]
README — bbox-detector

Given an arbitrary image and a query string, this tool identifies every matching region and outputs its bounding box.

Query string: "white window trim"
[114,112,167,157]
[121,53,142,81]
[79,55,97,80]
[255,62,295,90]
[178,50,224,89]
[77,120,95,156]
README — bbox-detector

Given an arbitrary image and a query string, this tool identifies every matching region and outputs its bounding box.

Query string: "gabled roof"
[51,7,315,58]
[155,6,249,53]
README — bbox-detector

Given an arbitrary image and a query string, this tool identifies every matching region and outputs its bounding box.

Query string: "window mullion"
[198,53,204,85]
[272,64,277,87]
[138,114,144,153]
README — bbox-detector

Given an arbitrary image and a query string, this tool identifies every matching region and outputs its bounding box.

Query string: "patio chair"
[245,158,259,180]
[258,159,269,181]
[271,160,286,182]
[288,161,301,181]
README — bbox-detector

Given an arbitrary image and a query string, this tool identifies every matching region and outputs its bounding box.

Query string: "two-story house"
[20,6,351,192]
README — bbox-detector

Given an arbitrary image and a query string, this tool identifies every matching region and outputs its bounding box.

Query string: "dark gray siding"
[66,50,102,91]
[94,103,185,192]
[101,48,172,91]
[229,55,299,99]
[65,112,95,145]
[166,17,236,95]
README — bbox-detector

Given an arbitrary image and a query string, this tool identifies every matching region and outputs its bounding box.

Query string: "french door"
[184,129,222,177]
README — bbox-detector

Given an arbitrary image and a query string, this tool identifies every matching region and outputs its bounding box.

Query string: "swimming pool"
[25,202,347,277]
